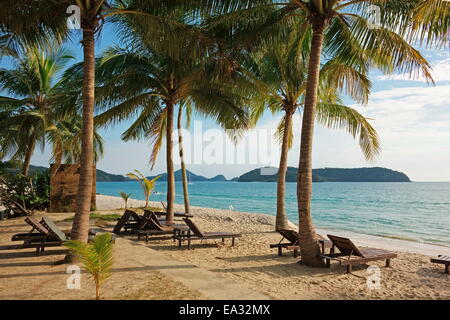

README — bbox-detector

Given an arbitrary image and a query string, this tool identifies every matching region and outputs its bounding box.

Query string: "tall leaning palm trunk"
[177,105,190,213]
[69,25,96,251]
[276,108,294,231]
[22,130,37,176]
[165,100,175,224]
[297,16,326,267]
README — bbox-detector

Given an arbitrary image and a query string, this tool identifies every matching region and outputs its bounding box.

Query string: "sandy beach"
[0,194,448,300]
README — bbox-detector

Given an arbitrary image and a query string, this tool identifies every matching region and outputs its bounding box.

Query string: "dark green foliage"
[238,167,324,182]
[0,170,50,216]
[96,169,130,182]
[313,167,411,182]
[34,170,50,203]
[3,164,48,176]
[237,167,411,182]
[0,160,18,175]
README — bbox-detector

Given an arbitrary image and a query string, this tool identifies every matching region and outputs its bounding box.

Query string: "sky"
[7,26,450,182]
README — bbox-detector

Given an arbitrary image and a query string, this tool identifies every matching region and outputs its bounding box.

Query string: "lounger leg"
[277,247,282,256]
[445,264,449,274]
[386,259,391,267]
[187,238,191,250]
[232,238,235,247]
[326,258,330,268]
[178,237,182,247]
[36,247,40,256]
[346,265,352,273]
[145,234,148,243]
[293,249,299,258]
[222,238,225,243]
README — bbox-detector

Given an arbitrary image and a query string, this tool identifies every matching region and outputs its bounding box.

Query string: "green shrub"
[0,170,50,216]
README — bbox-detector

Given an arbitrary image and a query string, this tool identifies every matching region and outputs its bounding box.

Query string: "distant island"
[4,165,132,182]
[138,166,410,183]
[238,167,411,182]
[146,170,228,182]
[7,165,410,183]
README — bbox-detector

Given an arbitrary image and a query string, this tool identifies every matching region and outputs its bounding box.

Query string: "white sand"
[96,194,449,257]
[1,197,448,300]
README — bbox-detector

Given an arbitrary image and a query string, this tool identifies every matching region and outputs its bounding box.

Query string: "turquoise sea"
[97,181,450,247]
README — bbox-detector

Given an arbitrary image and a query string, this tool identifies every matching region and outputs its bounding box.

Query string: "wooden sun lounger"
[174,218,241,249]
[11,217,99,256]
[431,255,450,274]
[158,202,194,218]
[143,209,192,221]
[134,214,189,242]
[113,210,149,234]
[270,229,332,257]
[270,229,300,256]
[321,234,397,273]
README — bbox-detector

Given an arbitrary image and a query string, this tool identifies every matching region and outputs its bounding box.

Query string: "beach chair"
[11,217,98,256]
[431,255,450,274]
[270,229,332,257]
[134,214,189,242]
[151,209,194,219]
[113,210,146,234]
[321,234,397,273]
[145,211,184,227]
[175,218,241,249]
[270,229,300,257]
[11,217,56,245]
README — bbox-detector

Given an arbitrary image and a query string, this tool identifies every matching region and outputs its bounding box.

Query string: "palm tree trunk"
[68,25,96,253]
[297,18,326,267]
[275,109,293,231]
[50,143,62,178]
[165,101,175,224]
[177,105,190,214]
[22,131,37,176]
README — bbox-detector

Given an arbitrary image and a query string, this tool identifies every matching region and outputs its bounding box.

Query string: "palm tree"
[47,117,104,178]
[95,43,249,224]
[64,233,114,300]
[1,1,214,257]
[177,102,192,213]
[281,0,436,267]
[245,28,379,231]
[119,192,131,208]
[0,44,75,176]
[126,170,160,208]
[210,0,439,266]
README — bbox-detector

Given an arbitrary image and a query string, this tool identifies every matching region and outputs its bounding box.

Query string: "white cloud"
[378,57,450,83]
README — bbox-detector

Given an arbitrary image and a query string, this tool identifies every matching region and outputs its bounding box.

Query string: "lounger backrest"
[183,218,204,237]
[161,202,167,211]
[113,210,134,234]
[278,229,300,244]
[25,217,49,235]
[131,211,143,222]
[148,215,165,231]
[149,212,163,227]
[41,217,67,241]
[327,235,363,257]
[143,210,152,219]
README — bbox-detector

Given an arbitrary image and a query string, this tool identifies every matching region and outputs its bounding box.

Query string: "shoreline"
[96,194,449,257]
